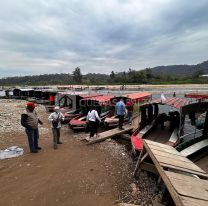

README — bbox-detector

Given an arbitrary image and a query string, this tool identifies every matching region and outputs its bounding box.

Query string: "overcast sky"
[0,0,208,77]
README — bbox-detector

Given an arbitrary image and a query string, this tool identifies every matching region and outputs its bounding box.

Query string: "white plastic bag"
[0,146,24,160]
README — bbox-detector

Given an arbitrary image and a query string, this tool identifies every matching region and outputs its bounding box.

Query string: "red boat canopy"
[152,97,189,109]
[125,92,152,102]
[81,93,103,99]
[82,95,115,104]
[184,93,208,100]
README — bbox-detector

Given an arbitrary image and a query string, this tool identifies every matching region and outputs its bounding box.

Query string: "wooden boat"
[45,92,102,113]
[104,92,152,127]
[131,97,190,155]
[69,95,114,131]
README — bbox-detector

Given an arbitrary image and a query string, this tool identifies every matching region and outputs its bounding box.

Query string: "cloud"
[0,0,208,77]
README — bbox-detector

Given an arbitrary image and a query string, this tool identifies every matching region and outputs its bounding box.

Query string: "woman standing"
[86,107,101,141]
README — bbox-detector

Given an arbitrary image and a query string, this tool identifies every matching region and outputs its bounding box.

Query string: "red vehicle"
[69,95,114,130]
[104,92,152,127]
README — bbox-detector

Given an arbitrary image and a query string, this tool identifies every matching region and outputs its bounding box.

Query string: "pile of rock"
[0,99,48,134]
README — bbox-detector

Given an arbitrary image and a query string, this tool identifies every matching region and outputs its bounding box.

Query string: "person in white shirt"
[161,92,167,103]
[48,106,64,149]
[86,106,101,141]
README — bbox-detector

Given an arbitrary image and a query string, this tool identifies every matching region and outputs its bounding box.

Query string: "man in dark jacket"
[21,102,43,153]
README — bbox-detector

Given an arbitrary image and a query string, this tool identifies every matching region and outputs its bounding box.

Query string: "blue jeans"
[25,128,39,152]
[128,111,133,124]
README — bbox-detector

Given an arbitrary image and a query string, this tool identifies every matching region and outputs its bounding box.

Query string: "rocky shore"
[0,98,164,206]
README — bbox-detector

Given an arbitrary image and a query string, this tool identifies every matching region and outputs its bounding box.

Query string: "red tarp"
[151,97,189,109]
[125,92,152,102]
[83,95,115,103]
[184,93,208,99]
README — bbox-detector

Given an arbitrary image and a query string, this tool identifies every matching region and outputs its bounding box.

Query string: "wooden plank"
[165,171,208,188]
[165,171,208,201]
[145,139,174,149]
[143,140,208,206]
[181,196,208,206]
[140,162,159,175]
[180,139,208,157]
[143,140,184,206]
[156,155,206,173]
[168,127,179,143]
[151,149,193,163]
[147,144,183,156]
[87,125,133,145]
[161,163,208,178]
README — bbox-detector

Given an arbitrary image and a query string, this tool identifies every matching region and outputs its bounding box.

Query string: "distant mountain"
[150,60,208,76]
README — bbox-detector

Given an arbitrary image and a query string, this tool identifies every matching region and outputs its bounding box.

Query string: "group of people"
[85,98,134,141]
[21,99,134,153]
[21,102,64,153]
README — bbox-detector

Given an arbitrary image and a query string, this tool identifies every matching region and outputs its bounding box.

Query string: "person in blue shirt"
[115,98,126,130]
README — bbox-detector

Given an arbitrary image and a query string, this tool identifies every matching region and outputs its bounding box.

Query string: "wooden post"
[133,148,145,177]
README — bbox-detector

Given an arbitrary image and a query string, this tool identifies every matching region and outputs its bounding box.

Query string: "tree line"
[0,66,208,86]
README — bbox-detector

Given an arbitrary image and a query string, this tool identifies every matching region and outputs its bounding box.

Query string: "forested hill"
[0,60,208,86]
[151,60,208,76]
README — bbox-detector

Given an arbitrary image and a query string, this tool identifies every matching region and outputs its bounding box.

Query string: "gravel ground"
[0,98,165,206]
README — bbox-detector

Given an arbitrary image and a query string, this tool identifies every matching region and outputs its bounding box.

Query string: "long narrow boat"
[45,92,102,112]
[184,92,208,100]
[131,97,190,155]
[104,92,152,127]
[69,95,114,131]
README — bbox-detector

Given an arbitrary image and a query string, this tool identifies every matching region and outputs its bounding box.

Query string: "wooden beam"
[87,126,133,145]
[140,162,159,175]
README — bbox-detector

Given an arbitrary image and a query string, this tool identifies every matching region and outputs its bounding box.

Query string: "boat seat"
[180,139,208,157]
[176,135,205,152]
[168,127,179,143]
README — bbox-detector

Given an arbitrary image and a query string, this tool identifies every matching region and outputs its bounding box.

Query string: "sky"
[0,0,208,77]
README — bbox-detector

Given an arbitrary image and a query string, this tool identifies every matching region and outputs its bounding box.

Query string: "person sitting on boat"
[115,98,126,130]
[86,106,101,141]
[126,100,134,125]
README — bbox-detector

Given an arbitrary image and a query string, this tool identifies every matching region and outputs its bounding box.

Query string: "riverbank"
[0,99,161,206]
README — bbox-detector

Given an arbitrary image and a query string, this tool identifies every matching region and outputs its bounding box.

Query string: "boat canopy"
[184,92,208,100]
[151,97,189,109]
[81,95,115,105]
[180,101,208,115]
[125,92,152,102]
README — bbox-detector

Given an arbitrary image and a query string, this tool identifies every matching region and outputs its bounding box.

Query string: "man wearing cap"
[48,106,64,149]
[21,102,43,153]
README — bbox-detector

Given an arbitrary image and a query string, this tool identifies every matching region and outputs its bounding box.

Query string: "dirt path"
[0,99,167,206]
[0,100,130,206]
[0,126,125,206]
